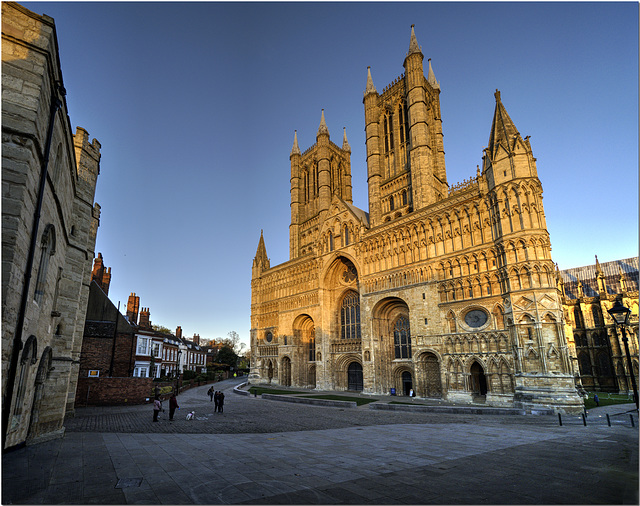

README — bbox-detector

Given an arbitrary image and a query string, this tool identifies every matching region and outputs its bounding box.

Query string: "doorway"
[347,362,363,391]
[470,361,488,396]
[402,371,413,396]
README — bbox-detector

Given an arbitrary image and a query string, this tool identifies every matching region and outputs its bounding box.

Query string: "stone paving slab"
[2,379,638,504]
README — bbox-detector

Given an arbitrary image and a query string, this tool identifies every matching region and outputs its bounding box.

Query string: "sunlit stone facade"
[250,26,584,413]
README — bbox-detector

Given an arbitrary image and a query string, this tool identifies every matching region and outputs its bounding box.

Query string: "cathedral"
[250,26,583,413]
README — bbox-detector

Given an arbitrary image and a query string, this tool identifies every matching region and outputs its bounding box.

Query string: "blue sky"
[23,2,638,349]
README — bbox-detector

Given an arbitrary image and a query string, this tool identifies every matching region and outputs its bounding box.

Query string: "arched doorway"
[402,371,413,396]
[470,361,488,396]
[420,352,442,398]
[308,365,316,388]
[281,357,291,387]
[347,362,363,391]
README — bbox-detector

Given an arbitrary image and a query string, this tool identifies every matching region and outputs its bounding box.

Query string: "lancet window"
[393,316,411,359]
[341,291,361,339]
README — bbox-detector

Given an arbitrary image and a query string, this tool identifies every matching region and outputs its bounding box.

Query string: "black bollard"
[631,414,635,428]
[558,413,562,426]
[581,413,587,426]
[606,414,611,427]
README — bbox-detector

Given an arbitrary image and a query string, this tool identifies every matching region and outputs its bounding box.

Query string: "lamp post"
[607,298,639,411]
[175,350,182,396]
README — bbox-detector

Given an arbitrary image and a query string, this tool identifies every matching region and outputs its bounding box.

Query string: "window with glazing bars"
[394,316,412,359]
[341,291,361,339]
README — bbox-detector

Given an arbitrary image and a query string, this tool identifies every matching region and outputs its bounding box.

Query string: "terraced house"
[250,25,584,413]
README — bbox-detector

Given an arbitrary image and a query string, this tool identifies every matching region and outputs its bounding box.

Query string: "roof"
[560,257,639,299]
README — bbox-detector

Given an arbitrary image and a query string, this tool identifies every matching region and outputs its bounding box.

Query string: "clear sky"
[23,1,639,350]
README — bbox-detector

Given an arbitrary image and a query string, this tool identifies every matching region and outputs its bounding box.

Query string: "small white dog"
[186,411,195,420]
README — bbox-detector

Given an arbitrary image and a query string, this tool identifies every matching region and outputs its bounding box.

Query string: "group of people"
[207,386,225,412]
[153,385,225,422]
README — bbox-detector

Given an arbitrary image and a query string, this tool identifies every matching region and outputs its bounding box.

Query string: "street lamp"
[607,298,639,411]
[175,350,182,396]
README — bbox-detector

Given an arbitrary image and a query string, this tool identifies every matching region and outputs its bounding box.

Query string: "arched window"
[308,327,316,362]
[592,306,601,326]
[402,190,407,206]
[328,231,334,252]
[578,352,592,375]
[343,225,350,246]
[390,196,395,211]
[394,316,411,359]
[340,291,361,339]
[34,225,56,304]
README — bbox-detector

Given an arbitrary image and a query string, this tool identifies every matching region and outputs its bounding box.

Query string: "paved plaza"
[2,378,638,504]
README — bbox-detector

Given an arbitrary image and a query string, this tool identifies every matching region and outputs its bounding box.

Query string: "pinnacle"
[317,109,329,137]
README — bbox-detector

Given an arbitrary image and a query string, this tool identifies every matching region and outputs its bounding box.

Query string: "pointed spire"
[254,230,270,270]
[407,24,422,56]
[364,66,377,96]
[290,130,300,157]
[342,127,351,153]
[427,58,440,89]
[595,255,607,293]
[487,89,520,158]
[317,109,329,137]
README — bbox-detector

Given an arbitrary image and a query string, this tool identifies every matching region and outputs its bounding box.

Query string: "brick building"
[2,2,101,448]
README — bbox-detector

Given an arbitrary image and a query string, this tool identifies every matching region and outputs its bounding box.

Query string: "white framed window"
[137,337,148,355]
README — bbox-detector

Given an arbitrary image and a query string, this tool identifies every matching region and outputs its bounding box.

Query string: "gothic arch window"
[34,224,56,305]
[402,190,407,206]
[574,306,583,328]
[307,326,316,362]
[341,291,361,339]
[592,306,601,326]
[390,195,395,211]
[344,225,350,246]
[578,352,592,376]
[393,316,411,359]
[446,311,457,333]
[328,231,334,252]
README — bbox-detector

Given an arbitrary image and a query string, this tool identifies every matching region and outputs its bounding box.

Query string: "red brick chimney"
[91,252,111,295]
[176,326,182,339]
[193,333,200,345]
[126,293,139,325]
[139,307,151,329]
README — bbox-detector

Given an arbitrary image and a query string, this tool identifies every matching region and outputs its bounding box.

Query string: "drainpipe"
[2,84,65,452]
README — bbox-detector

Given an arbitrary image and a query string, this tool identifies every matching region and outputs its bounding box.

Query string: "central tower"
[364,25,448,227]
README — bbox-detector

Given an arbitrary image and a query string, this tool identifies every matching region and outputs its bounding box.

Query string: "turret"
[595,255,607,294]
[290,131,302,258]
[316,110,332,215]
[483,90,538,190]
[252,230,270,279]
[363,66,382,226]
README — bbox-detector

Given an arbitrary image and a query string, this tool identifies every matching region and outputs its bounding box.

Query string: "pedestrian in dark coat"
[208,387,214,402]
[169,393,179,421]
[218,391,225,413]
[213,391,220,412]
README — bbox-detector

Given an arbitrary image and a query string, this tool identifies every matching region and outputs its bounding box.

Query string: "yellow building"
[250,26,583,413]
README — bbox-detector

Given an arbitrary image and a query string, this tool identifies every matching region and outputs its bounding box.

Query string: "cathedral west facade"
[249,26,583,413]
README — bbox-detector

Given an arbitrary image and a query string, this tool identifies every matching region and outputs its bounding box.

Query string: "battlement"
[381,74,405,96]
[448,175,478,197]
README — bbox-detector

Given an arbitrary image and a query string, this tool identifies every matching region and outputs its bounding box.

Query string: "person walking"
[153,396,162,422]
[218,391,225,413]
[169,393,179,421]
[213,390,220,412]
[208,386,214,402]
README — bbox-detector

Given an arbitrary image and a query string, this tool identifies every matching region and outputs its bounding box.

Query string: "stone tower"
[289,111,353,259]
[364,25,448,228]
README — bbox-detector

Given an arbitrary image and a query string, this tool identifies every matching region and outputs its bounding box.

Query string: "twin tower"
[288,25,450,260]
